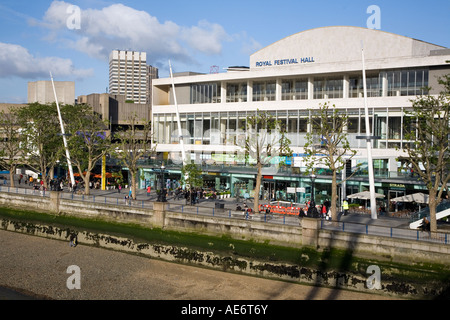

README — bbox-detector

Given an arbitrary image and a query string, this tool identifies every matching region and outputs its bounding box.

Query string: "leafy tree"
[112,113,154,200]
[16,103,63,189]
[62,104,112,195]
[402,76,450,233]
[303,102,359,221]
[243,110,292,213]
[0,107,25,187]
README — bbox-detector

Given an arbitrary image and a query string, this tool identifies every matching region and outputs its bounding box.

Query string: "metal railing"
[0,185,50,198]
[1,185,448,244]
[320,219,449,245]
[59,192,155,210]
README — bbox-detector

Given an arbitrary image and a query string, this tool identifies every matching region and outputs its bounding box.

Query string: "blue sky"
[0,0,449,103]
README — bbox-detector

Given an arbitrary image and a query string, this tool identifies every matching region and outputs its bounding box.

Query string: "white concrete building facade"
[150,26,450,204]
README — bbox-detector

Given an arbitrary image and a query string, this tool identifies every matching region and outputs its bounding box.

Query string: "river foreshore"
[0,229,396,301]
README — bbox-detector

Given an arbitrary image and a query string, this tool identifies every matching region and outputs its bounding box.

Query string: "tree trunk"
[83,172,91,195]
[428,188,438,233]
[9,169,15,188]
[253,161,262,214]
[130,171,137,200]
[331,169,338,221]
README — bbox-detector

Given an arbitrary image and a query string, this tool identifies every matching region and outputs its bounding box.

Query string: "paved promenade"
[0,229,396,301]
[1,176,412,230]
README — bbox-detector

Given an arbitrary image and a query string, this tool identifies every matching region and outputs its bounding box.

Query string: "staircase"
[409,201,450,229]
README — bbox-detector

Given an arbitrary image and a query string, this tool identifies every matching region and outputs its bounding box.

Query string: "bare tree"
[303,102,359,221]
[112,113,154,200]
[402,76,450,233]
[243,110,292,214]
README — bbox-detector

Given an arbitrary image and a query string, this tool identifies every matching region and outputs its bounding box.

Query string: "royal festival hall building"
[147,26,450,210]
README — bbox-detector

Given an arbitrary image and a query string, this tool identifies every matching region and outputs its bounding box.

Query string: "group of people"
[302,199,332,219]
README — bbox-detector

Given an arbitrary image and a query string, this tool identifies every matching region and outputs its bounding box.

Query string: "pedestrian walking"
[118,184,121,193]
[321,204,327,219]
[147,185,151,196]
[69,233,78,247]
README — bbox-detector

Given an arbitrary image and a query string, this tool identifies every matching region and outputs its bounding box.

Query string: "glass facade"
[253,81,276,101]
[190,82,220,104]
[313,77,343,99]
[154,107,417,151]
[349,74,382,98]
[155,68,431,150]
[226,82,247,102]
[282,79,308,100]
[385,68,429,96]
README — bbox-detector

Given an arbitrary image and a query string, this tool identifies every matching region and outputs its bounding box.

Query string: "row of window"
[153,108,416,150]
[185,68,429,104]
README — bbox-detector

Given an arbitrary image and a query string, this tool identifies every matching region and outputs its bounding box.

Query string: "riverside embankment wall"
[1,191,450,298]
[1,191,450,266]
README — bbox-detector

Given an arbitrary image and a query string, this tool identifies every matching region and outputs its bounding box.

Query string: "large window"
[385,69,428,97]
[314,77,343,99]
[227,82,247,102]
[282,79,308,100]
[349,74,382,98]
[253,81,276,101]
[190,82,220,104]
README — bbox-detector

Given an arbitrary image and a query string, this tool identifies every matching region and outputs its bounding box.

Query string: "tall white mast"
[169,60,187,166]
[361,44,377,220]
[50,72,75,187]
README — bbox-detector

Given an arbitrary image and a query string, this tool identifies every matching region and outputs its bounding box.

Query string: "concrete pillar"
[307,77,314,100]
[247,80,253,102]
[49,191,60,214]
[276,78,282,101]
[301,217,320,248]
[343,75,349,99]
[153,202,167,228]
[221,81,226,104]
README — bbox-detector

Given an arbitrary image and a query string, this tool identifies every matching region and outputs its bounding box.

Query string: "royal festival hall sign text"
[255,57,315,68]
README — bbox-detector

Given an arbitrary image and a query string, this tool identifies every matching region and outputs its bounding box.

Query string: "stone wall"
[1,191,450,266]
[1,218,448,299]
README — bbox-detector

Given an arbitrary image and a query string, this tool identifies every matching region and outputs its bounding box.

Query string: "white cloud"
[36,1,234,65]
[0,42,94,79]
[181,20,232,56]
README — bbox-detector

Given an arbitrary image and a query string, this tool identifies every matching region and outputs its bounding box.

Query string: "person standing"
[342,199,349,216]
[147,185,151,197]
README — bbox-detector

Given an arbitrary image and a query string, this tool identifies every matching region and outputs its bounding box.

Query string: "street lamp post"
[308,173,318,218]
[158,163,167,202]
